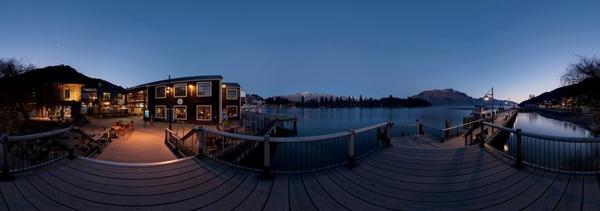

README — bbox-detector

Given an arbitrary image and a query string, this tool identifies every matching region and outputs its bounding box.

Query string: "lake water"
[513,112,594,138]
[261,107,472,136]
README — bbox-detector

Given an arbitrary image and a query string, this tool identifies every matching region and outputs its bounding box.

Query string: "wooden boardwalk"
[2,144,599,210]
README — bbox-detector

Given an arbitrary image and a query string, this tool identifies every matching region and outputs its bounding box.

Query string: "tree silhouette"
[562,56,600,85]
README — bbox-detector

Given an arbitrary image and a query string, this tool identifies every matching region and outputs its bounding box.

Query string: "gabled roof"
[223,82,240,88]
[128,75,223,90]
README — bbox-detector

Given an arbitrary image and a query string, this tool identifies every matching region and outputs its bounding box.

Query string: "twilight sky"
[1,0,599,102]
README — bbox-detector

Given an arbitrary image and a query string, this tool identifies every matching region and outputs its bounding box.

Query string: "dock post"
[515,129,523,169]
[347,130,356,168]
[1,135,11,180]
[263,135,272,178]
[68,127,76,160]
[197,127,205,159]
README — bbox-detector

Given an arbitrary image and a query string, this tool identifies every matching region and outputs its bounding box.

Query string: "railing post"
[68,127,76,160]
[347,130,356,168]
[1,135,11,180]
[416,119,420,138]
[385,122,392,147]
[515,129,523,169]
[263,135,272,178]
[197,127,205,159]
[479,121,485,148]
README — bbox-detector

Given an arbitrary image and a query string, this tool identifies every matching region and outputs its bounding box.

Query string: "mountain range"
[411,89,515,106]
[270,89,516,106]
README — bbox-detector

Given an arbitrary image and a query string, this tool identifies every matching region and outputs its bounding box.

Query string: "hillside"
[520,78,600,105]
[412,89,514,106]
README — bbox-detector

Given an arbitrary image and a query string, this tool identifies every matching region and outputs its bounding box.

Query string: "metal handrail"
[180,121,393,175]
[2,126,113,179]
[7,127,72,142]
[482,121,600,174]
[443,118,484,131]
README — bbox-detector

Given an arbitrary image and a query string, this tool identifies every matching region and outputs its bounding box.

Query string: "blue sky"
[1,0,599,102]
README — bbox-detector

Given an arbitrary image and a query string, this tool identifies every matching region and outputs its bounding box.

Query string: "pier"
[2,113,600,210]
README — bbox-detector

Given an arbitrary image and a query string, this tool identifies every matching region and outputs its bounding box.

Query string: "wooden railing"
[1,126,113,180]
[165,122,393,175]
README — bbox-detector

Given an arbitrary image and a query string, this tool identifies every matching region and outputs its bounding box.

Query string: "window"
[196,105,212,121]
[102,92,110,101]
[155,105,166,119]
[196,82,211,97]
[226,88,238,100]
[64,89,71,100]
[226,106,238,117]
[174,83,187,97]
[174,105,187,120]
[155,86,166,99]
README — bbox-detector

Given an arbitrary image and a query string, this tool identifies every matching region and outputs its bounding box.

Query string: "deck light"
[222,84,226,88]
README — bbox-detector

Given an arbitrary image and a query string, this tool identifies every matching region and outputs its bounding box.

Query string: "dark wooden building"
[128,75,241,125]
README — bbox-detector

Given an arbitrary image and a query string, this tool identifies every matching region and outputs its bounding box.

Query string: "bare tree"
[0,58,36,134]
[561,56,600,85]
[0,58,35,79]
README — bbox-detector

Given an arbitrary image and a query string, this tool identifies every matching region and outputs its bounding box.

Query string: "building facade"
[128,75,241,125]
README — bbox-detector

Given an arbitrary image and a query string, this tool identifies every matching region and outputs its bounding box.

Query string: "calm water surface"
[513,112,594,138]
[261,107,472,136]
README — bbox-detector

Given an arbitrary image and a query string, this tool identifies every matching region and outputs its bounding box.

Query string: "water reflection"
[514,112,593,138]
[261,107,472,136]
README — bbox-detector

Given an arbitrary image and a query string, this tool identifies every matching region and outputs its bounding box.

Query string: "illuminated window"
[64,89,71,100]
[155,105,166,118]
[174,105,187,120]
[196,82,211,97]
[226,88,238,100]
[102,92,110,101]
[196,105,212,121]
[174,83,187,97]
[155,86,166,99]
[226,106,238,117]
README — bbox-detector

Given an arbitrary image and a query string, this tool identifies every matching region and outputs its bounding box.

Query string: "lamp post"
[168,75,172,130]
[483,87,494,122]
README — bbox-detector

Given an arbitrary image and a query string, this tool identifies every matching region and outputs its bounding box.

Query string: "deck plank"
[555,175,584,211]
[288,175,317,211]
[525,174,570,210]
[0,178,36,210]
[301,174,347,210]
[11,175,68,210]
[262,175,290,210]
[200,173,261,210]
[233,177,273,210]
[582,175,600,210]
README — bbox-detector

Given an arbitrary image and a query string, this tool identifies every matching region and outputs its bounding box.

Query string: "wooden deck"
[1,144,599,210]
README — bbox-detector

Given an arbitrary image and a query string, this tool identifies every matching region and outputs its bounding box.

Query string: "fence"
[1,126,113,179]
[165,122,393,175]
[483,122,600,174]
[239,112,298,136]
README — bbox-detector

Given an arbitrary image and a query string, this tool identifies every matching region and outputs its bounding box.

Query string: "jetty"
[2,111,600,210]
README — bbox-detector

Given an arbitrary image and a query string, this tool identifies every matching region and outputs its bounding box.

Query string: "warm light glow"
[188,84,194,88]
[483,97,490,101]
[222,84,226,88]
[503,144,508,152]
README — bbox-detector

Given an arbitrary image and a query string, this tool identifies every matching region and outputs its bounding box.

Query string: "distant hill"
[520,78,600,106]
[277,92,339,102]
[412,89,514,106]
[10,65,124,91]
